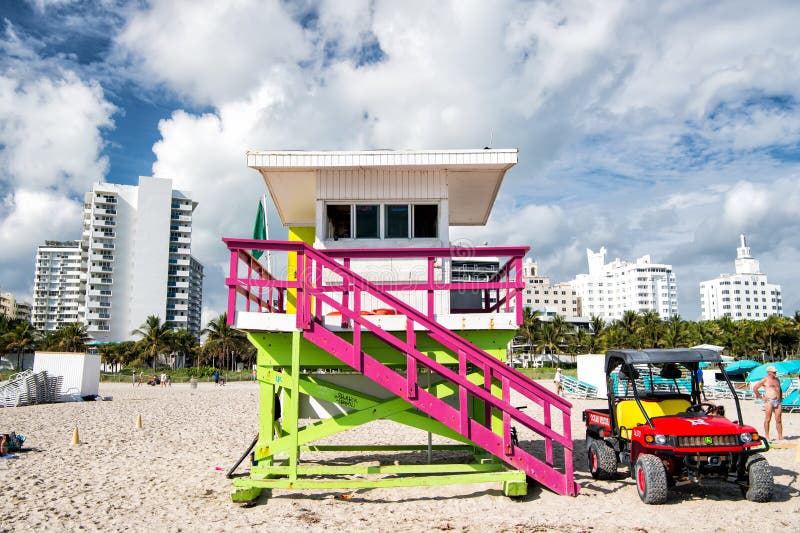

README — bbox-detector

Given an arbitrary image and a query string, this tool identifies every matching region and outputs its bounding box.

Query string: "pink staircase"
[225,238,580,496]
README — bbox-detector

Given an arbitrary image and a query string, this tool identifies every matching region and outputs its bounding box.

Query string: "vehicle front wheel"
[588,440,617,480]
[744,454,773,502]
[634,454,668,504]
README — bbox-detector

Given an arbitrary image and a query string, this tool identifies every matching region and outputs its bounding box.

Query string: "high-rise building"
[31,241,84,330]
[187,256,204,335]
[30,177,203,341]
[521,259,582,318]
[699,235,782,321]
[81,177,202,341]
[1,291,32,322]
[570,247,678,321]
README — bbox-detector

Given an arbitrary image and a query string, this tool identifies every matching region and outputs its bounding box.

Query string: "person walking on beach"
[751,365,783,441]
[213,370,220,385]
[132,372,136,387]
[137,371,143,386]
[160,372,167,387]
[554,368,563,396]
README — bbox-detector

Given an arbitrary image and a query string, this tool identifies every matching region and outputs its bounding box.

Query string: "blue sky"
[1,0,800,324]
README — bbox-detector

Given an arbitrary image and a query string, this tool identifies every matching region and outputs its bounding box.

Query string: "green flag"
[252,198,266,259]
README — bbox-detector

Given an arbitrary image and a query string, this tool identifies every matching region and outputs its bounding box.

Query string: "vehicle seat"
[615,398,692,438]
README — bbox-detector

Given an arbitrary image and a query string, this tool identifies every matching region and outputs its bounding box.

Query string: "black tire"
[634,454,668,504]
[744,454,773,502]
[588,440,617,480]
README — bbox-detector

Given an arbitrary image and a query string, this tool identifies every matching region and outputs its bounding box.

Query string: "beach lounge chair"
[780,390,800,413]
[561,375,598,399]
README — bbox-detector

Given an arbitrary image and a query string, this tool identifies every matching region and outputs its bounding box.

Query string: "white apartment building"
[82,177,202,341]
[32,241,84,330]
[1,291,32,322]
[187,256,204,335]
[570,247,678,321]
[522,259,582,318]
[699,235,783,321]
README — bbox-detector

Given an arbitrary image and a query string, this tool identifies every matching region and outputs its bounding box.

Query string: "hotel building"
[699,235,782,321]
[31,241,84,330]
[570,247,678,321]
[1,291,32,322]
[521,259,582,318]
[81,177,202,341]
[32,177,203,341]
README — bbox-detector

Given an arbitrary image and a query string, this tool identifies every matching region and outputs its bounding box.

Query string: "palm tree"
[587,315,606,354]
[171,328,199,368]
[759,315,782,361]
[202,313,248,371]
[639,310,663,348]
[3,322,39,370]
[537,322,562,360]
[792,311,800,358]
[55,323,91,352]
[618,310,640,348]
[132,315,173,371]
[661,315,687,349]
[519,307,541,354]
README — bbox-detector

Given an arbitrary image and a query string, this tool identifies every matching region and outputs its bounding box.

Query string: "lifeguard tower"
[224,149,578,502]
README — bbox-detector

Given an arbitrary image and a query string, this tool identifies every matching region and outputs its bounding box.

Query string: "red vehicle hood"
[649,415,749,435]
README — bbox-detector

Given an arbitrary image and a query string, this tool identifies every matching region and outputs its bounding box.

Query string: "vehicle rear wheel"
[634,454,668,504]
[588,440,617,479]
[744,454,773,502]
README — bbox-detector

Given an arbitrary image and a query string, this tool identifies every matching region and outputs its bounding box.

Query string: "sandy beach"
[1,381,798,532]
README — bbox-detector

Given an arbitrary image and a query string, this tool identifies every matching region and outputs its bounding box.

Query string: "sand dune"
[1,381,798,532]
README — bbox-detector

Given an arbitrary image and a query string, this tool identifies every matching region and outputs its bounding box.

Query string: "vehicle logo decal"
[688,418,709,426]
[704,436,713,445]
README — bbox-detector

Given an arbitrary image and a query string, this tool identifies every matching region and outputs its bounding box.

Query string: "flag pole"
[261,194,272,273]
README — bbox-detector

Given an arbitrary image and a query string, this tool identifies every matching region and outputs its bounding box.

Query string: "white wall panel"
[318,169,447,201]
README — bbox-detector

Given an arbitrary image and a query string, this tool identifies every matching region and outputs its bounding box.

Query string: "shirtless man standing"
[752,366,783,441]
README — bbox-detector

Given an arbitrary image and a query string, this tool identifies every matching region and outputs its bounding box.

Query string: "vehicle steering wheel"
[686,402,717,415]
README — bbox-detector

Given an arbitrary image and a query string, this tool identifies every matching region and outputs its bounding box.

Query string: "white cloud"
[0,73,115,196]
[0,26,116,300]
[5,0,800,321]
[130,0,800,320]
[116,0,310,105]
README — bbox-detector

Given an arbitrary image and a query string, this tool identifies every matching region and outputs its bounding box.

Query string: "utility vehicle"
[582,349,773,504]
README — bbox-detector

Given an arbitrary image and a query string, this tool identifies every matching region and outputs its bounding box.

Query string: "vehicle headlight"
[740,432,752,443]
[655,434,668,445]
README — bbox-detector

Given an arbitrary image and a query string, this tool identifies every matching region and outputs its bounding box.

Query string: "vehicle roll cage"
[604,349,745,434]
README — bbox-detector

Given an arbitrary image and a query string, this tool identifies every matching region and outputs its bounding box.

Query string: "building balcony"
[94,218,116,227]
[169,236,191,244]
[88,289,112,297]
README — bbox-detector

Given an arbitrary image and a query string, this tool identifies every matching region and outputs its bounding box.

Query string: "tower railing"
[223,238,579,496]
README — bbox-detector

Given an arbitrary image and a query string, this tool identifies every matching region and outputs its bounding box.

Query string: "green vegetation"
[516,309,800,361]
[3,309,800,374]
[1,312,255,372]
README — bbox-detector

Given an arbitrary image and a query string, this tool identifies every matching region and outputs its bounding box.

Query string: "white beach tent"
[33,352,101,401]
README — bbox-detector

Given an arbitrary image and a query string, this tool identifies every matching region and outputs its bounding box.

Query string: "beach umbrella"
[745,360,800,382]
[722,360,760,376]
